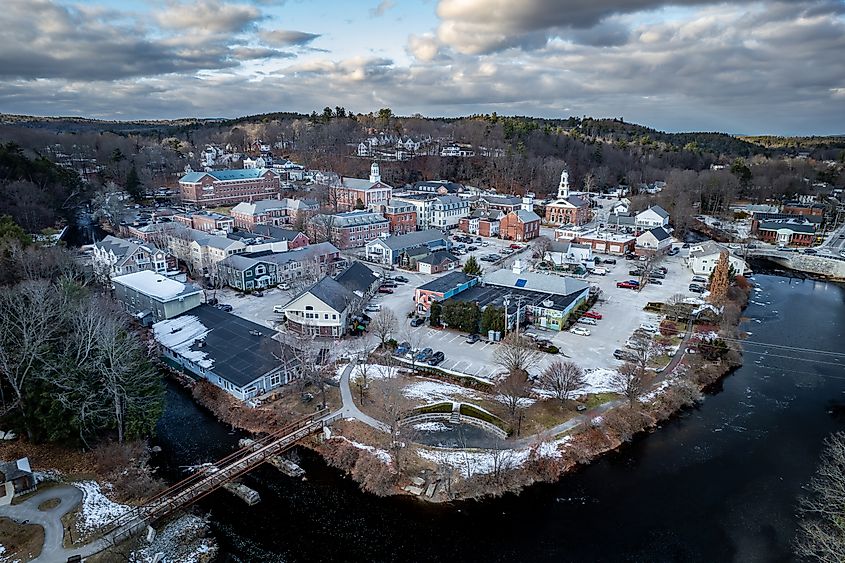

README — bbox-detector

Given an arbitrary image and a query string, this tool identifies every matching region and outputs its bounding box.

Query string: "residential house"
[0,458,35,505]
[474,194,523,214]
[414,271,479,314]
[606,212,637,232]
[543,240,593,269]
[459,209,503,237]
[499,210,541,241]
[417,250,460,274]
[383,199,418,235]
[230,198,318,230]
[327,163,393,212]
[314,210,389,250]
[112,270,202,325]
[172,211,234,233]
[334,261,380,298]
[636,226,673,254]
[219,242,343,290]
[364,229,450,266]
[282,276,358,337]
[687,241,750,276]
[178,168,281,206]
[92,235,175,280]
[544,170,591,226]
[635,205,670,229]
[153,305,299,401]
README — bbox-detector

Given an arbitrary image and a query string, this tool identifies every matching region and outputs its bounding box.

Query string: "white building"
[687,241,750,276]
[112,270,202,324]
[636,227,673,253]
[635,205,670,229]
[92,235,172,280]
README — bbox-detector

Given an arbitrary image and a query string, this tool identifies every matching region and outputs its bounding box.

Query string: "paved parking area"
[215,286,294,329]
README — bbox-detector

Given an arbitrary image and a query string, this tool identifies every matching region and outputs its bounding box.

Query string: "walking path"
[333,362,391,433]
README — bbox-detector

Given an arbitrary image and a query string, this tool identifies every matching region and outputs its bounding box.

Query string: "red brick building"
[383,199,418,235]
[315,211,389,250]
[327,163,393,212]
[178,168,281,206]
[172,211,234,233]
[499,210,541,241]
[459,209,503,237]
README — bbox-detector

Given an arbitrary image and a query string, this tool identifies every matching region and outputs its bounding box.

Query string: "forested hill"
[738,135,845,151]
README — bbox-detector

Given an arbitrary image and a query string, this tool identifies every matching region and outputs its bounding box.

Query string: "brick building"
[230,198,318,230]
[172,211,234,233]
[499,210,541,241]
[315,211,389,250]
[383,199,418,235]
[178,168,281,206]
[544,169,591,226]
[327,163,393,212]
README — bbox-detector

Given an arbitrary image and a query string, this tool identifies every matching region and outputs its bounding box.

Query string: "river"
[151,273,845,563]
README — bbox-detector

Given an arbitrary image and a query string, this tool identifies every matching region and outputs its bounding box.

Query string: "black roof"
[252,225,307,241]
[451,283,585,313]
[300,276,356,312]
[417,250,459,265]
[417,271,475,294]
[647,227,671,241]
[334,261,379,295]
[189,305,297,387]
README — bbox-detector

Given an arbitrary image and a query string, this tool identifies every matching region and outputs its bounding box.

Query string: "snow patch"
[129,514,217,563]
[413,421,451,432]
[418,447,531,478]
[536,436,573,459]
[403,379,479,403]
[72,481,131,534]
[333,436,392,464]
[152,316,212,369]
[578,368,619,395]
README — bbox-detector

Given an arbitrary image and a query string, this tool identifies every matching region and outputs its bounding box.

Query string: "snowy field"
[72,481,131,535]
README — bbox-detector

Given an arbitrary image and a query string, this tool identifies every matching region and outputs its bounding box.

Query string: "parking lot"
[215,286,294,329]
[396,244,702,379]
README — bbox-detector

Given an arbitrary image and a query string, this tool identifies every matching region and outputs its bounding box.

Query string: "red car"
[510,243,522,249]
[616,281,638,289]
[583,311,603,320]
[378,287,394,294]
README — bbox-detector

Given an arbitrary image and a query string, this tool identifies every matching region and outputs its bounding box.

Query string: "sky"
[1,0,844,135]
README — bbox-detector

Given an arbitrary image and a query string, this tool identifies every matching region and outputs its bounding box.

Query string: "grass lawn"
[208,205,234,215]
[0,517,44,561]
[584,392,620,409]
[520,399,578,435]
[266,384,341,419]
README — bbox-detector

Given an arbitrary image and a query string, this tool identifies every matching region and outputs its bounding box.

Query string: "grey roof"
[374,229,447,251]
[514,210,541,223]
[417,250,459,265]
[483,269,589,297]
[452,283,586,314]
[417,271,476,293]
[327,211,389,228]
[341,177,393,191]
[480,194,522,206]
[470,209,503,221]
[689,241,729,258]
[220,254,262,271]
[411,180,463,193]
[646,205,670,219]
[609,213,637,226]
[95,235,138,263]
[251,225,307,241]
[758,220,816,234]
[646,227,671,241]
[334,262,379,295]
[433,195,466,207]
[565,195,589,208]
[753,212,822,224]
[244,242,340,266]
[0,458,32,482]
[303,276,356,313]
[187,305,296,387]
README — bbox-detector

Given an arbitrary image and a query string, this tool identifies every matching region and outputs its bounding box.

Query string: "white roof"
[152,315,213,368]
[113,271,200,301]
[483,269,589,297]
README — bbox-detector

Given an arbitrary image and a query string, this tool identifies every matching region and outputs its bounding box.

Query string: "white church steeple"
[369,162,381,183]
[558,167,570,199]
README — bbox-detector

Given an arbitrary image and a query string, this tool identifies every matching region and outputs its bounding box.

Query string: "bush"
[412,402,453,415]
[386,338,398,349]
[542,345,559,354]
[459,403,508,431]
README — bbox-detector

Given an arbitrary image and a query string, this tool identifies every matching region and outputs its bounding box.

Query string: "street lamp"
[503,296,511,336]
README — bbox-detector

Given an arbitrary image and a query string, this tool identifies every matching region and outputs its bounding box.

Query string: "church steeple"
[369,162,381,183]
[558,167,570,199]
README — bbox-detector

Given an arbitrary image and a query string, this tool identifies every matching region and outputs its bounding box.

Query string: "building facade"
[112,270,202,324]
[178,168,281,206]
[315,211,390,250]
[328,163,393,212]
[499,210,541,241]
[383,199,418,235]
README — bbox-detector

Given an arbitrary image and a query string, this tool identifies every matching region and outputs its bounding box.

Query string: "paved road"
[0,485,82,563]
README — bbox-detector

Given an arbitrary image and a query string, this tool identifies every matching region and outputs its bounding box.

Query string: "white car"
[639,323,659,333]
[570,326,591,336]
[578,317,597,326]
[365,304,381,312]
[272,304,285,313]
[278,282,290,290]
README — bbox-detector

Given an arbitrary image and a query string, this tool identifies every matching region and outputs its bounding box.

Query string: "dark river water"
[151,274,845,563]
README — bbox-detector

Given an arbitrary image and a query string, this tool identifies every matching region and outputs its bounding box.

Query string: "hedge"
[459,404,509,432]
[412,402,454,415]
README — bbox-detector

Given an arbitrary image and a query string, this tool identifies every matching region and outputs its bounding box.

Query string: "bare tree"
[538,360,586,404]
[611,362,649,406]
[374,374,415,472]
[493,332,542,378]
[796,431,845,563]
[370,309,398,350]
[0,281,63,439]
[496,370,531,426]
[665,293,688,321]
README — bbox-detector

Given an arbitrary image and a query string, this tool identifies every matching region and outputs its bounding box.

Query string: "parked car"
[629,269,644,276]
[614,349,637,361]
[640,323,659,333]
[603,258,617,264]
[378,287,394,294]
[804,248,818,254]
[627,279,641,286]
[501,248,514,255]
[381,281,397,288]
[207,297,219,306]
[395,341,410,356]
[253,290,264,297]
[475,237,482,243]
[667,248,680,256]
[217,304,233,312]
[427,351,445,366]
[467,245,478,251]
[510,243,522,250]
[592,267,607,276]
[481,241,490,247]
[414,347,433,361]
[410,317,424,327]
[582,311,603,320]
[393,275,409,283]
[578,317,597,326]
[617,281,638,289]
[272,304,285,313]
[692,276,708,284]
[465,333,480,344]
[278,282,290,290]
[689,284,706,294]
[365,304,381,313]
[647,278,663,285]
[682,242,690,248]
[570,326,591,336]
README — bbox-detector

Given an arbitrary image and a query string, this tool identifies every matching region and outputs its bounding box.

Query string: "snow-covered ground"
[418,447,532,478]
[129,514,217,563]
[332,436,392,464]
[402,379,480,403]
[536,436,573,459]
[579,368,619,395]
[72,481,131,535]
[413,421,451,432]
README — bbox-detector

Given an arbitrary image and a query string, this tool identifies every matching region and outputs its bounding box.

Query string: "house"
[606,212,638,232]
[414,271,479,314]
[687,241,750,276]
[754,219,817,246]
[314,211,389,250]
[172,211,234,234]
[478,262,590,331]
[153,305,299,401]
[636,227,673,254]
[544,169,591,226]
[609,199,630,215]
[407,180,464,195]
[334,261,380,298]
[248,225,310,250]
[499,210,541,241]
[544,240,593,268]
[112,270,202,325]
[230,198,318,230]
[219,242,343,290]
[635,205,670,229]
[92,235,175,280]
[0,457,35,505]
[574,231,637,255]
[326,163,393,212]
[178,168,281,206]
[459,209,503,236]
[218,254,278,290]
[282,276,358,337]
[474,194,523,214]
[417,250,460,274]
[364,229,450,266]
[390,194,469,230]
[383,199,418,235]
[186,230,247,275]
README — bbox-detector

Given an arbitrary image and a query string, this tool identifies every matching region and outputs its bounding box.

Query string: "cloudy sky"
[2,0,844,134]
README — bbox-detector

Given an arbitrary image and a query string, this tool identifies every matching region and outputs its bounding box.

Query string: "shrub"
[412,402,453,415]
[459,403,508,431]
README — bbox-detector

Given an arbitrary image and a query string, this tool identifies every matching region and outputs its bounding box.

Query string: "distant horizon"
[3,110,844,140]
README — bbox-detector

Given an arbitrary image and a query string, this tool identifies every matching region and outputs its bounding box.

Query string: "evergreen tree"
[354,197,365,210]
[480,305,505,335]
[429,301,442,326]
[0,215,31,246]
[462,255,483,276]
[125,166,143,202]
